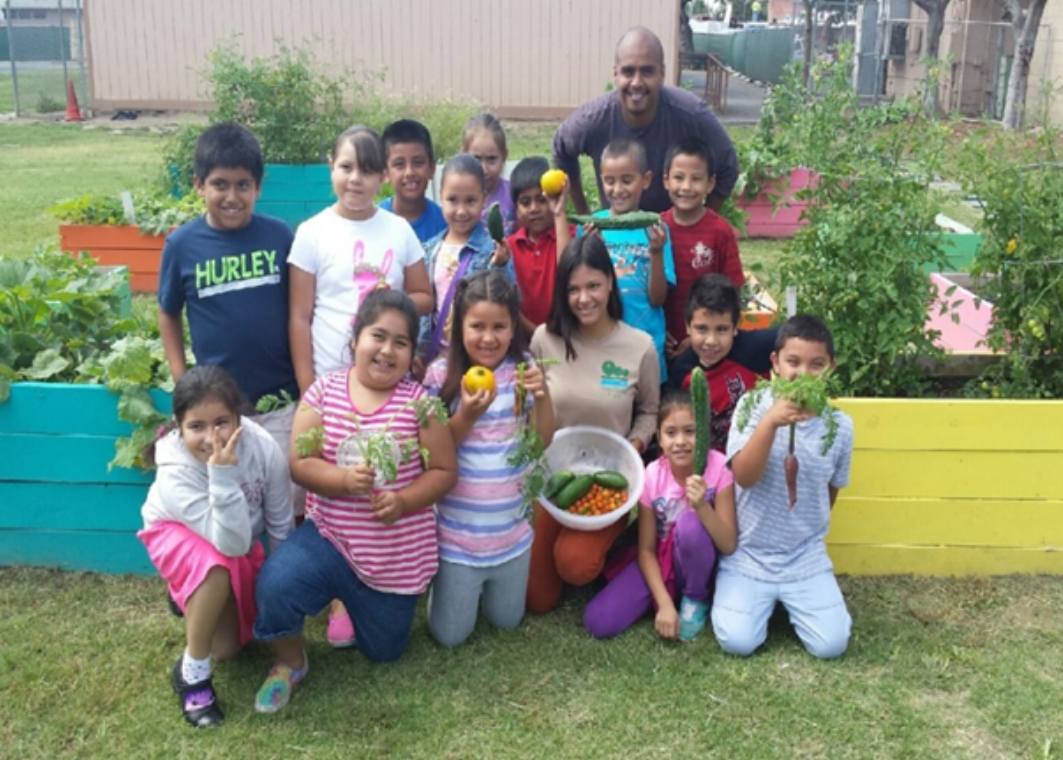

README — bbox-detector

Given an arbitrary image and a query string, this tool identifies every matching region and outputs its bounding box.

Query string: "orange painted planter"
[58,225,167,293]
[740,271,777,330]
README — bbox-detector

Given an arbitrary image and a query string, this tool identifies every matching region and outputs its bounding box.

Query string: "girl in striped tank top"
[422,271,555,647]
[251,290,458,714]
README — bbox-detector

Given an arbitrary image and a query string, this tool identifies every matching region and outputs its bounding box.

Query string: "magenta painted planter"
[735,168,818,239]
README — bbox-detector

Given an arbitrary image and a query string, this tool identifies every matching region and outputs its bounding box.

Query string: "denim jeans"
[710,568,851,659]
[253,519,419,662]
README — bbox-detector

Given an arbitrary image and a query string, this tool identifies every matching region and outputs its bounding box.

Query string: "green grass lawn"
[2,567,1062,759]
[0,68,85,115]
[0,122,165,258]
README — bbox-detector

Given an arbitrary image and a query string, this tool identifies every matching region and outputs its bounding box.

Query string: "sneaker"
[167,593,184,618]
[678,596,708,642]
[170,656,224,728]
[254,657,308,715]
[326,608,357,649]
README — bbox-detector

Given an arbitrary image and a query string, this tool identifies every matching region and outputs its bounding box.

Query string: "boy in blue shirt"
[713,315,855,659]
[157,122,300,503]
[379,119,447,242]
[589,137,675,381]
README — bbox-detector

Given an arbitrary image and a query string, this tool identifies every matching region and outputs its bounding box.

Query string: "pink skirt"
[138,521,265,646]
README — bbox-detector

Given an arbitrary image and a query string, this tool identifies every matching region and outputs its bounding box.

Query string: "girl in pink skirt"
[139,365,293,728]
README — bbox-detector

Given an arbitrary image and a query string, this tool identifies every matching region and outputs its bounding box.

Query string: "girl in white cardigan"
[139,365,293,729]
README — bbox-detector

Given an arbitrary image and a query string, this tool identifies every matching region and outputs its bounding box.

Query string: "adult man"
[553,27,739,215]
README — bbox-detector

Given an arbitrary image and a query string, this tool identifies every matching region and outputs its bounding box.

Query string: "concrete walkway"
[681,68,767,125]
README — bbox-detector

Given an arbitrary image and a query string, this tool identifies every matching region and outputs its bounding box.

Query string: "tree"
[998,0,1049,129]
[680,0,694,55]
[911,0,952,115]
[802,0,814,84]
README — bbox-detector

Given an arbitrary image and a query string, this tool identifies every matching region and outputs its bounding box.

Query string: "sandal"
[254,656,308,715]
[170,657,224,728]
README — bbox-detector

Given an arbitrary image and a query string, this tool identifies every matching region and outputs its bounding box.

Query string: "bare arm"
[646,224,668,307]
[158,309,188,382]
[370,414,458,524]
[829,485,840,509]
[403,259,434,316]
[288,266,317,395]
[288,402,374,497]
[689,476,737,554]
[635,507,678,640]
[730,399,810,488]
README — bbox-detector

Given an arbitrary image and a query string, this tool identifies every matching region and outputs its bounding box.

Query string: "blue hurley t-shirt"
[157,214,299,406]
[584,212,676,381]
[379,196,448,243]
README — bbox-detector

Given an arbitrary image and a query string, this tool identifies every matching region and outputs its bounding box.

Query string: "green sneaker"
[678,596,708,642]
[254,657,308,714]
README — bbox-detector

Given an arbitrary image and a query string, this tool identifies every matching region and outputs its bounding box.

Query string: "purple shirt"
[552,86,739,213]
[481,178,516,237]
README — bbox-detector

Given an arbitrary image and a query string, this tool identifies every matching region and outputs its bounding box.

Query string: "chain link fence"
[1,0,87,116]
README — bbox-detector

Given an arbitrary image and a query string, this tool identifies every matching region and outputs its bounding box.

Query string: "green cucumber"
[567,211,661,230]
[543,471,575,500]
[593,471,628,490]
[553,474,594,509]
[487,202,505,242]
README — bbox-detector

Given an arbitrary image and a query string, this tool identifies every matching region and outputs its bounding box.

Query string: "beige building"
[84,0,680,117]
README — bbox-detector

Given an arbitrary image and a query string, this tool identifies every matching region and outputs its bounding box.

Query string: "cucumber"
[487,202,505,242]
[543,471,575,500]
[567,211,661,230]
[553,474,594,509]
[593,471,628,490]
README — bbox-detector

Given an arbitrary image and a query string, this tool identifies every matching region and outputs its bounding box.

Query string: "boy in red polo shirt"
[504,157,574,334]
[662,136,745,359]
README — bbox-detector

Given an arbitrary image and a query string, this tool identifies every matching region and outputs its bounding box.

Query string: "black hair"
[441,152,486,193]
[775,314,836,359]
[381,118,435,164]
[658,388,693,428]
[440,270,527,406]
[509,156,550,206]
[462,112,508,154]
[685,273,741,326]
[601,137,648,174]
[546,234,623,361]
[350,289,420,357]
[331,124,386,174]
[664,135,716,177]
[193,123,264,185]
[143,365,249,467]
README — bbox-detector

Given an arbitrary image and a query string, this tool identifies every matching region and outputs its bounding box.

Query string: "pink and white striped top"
[303,370,438,594]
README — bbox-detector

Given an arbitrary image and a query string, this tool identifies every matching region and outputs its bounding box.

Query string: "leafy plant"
[49,191,204,234]
[48,194,128,226]
[957,125,1063,399]
[256,389,296,414]
[773,47,953,397]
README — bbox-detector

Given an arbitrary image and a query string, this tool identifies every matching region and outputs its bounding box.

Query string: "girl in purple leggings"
[584,390,736,641]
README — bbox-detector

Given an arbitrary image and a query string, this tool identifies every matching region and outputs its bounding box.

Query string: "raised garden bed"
[256,164,332,231]
[0,383,171,575]
[735,167,817,239]
[58,225,166,293]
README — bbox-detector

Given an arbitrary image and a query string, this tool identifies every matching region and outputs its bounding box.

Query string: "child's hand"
[628,437,645,454]
[665,333,692,359]
[764,398,814,429]
[490,239,511,267]
[655,601,679,640]
[370,490,407,525]
[686,474,708,506]
[459,382,497,420]
[582,221,601,238]
[521,364,549,400]
[344,464,376,496]
[209,426,241,467]
[646,223,668,253]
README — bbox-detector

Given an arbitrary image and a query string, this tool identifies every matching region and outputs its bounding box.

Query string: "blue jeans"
[710,569,851,659]
[254,519,419,662]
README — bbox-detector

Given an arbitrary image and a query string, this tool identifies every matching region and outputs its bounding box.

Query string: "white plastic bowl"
[538,426,645,531]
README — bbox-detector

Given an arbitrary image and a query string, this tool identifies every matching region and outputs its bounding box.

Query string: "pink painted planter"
[735,168,818,239]
[926,273,994,354]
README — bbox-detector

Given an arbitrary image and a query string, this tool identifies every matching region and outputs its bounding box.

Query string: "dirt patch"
[909,691,1013,760]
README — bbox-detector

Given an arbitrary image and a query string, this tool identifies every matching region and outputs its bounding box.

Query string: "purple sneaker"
[171,657,224,728]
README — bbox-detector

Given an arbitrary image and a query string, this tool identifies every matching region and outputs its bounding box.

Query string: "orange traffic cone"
[65,78,82,122]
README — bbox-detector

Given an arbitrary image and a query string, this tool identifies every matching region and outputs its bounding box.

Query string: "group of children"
[141,114,854,728]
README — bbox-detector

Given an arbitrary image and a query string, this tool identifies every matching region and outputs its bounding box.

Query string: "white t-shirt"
[289,206,424,377]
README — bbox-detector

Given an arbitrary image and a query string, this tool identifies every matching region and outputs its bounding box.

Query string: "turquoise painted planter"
[0,383,172,574]
[257,163,333,231]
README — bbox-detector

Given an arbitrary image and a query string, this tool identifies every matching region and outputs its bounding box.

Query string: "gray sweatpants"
[427,549,531,648]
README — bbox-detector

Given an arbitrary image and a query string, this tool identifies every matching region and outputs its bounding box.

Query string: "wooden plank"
[59,225,166,252]
[833,398,1063,452]
[829,544,1063,576]
[0,434,154,485]
[0,482,147,531]
[1,383,171,436]
[0,530,154,575]
[828,497,1063,548]
[849,450,1061,500]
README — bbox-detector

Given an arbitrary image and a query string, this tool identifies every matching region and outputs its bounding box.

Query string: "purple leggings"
[583,509,717,639]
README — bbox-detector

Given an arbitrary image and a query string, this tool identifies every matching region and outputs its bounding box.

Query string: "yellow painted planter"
[829,398,1063,576]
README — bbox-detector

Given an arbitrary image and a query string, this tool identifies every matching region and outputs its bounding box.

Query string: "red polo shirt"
[507,224,575,327]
